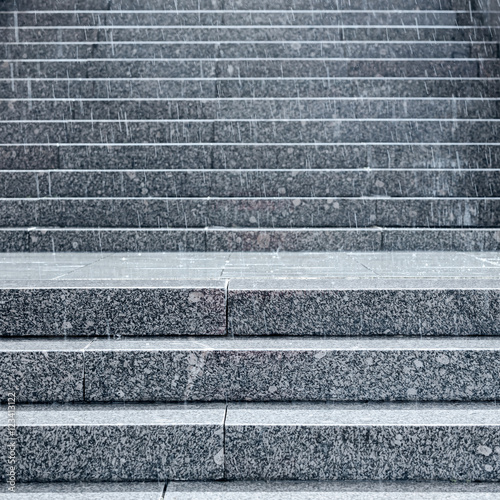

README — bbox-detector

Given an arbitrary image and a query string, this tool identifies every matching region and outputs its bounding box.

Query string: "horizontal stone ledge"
[2,144,498,171]
[2,169,499,199]
[224,401,500,481]
[1,400,499,482]
[2,60,487,79]
[2,98,498,121]
[4,480,500,499]
[166,480,500,498]
[0,402,226,483]
[1,197,499,229]
[228,278,500,336]
[0,483,165,500]
[3,41,494,60]
[3,79,498,100]
[0,280,227,336]
[6,335,500,403]
[1,227,500,252]
[0,26,495,43]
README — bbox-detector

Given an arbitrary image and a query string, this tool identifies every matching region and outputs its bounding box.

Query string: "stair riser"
[0,0,480,10]
[225,425,500,481]
[0,422,224,482]
[3,343,500,403]
[229,289,500,336]
[1,352,84,403]
[3,145,498,171]
[2,228,500,252]
[4,42,496,59]
[0,287,226,336]
[1,27,496,43]
[3,60,493,79]
[3,99,498,120]
[2,79,499,100]
[84,349,500,403]
[2,198,499,228]
[3,170,499,198]
[1,121,498,144]
[0,12,481,28]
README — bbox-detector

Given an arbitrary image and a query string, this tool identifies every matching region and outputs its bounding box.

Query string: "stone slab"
[224,402,500,481]
[0,338,90,403]
[84,336,500,402]
[165,480,500,499]
[228,277,500,336]
[0,403,225,482]
[0,280,226,336]
[0,482,164,499]
[1,169,499,199]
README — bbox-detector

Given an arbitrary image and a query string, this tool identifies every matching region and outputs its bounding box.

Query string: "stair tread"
[0,483,163,500]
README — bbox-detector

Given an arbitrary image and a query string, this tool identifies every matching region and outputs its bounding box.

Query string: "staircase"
[1,0,500,498]
[0,0,499,251]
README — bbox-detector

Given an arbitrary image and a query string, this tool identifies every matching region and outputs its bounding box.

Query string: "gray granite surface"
[0,403,225,482]
[84,336,500,402]
[224,402,500,481]
[0,482,164,499]
[228,281,500,336]
[4,335,500,403]
[2,198,499,228]
[2,228,500,252]
[165,480,500,499]
[0,278,226,336]
[0,338,90,403]
[0,251,499,336]
[2,169,499,199]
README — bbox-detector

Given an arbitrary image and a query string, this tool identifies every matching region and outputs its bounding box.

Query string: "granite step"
[0,251,499,335]
[3,59,495,79]
[224,402,500,481]
[1,401,500,482]
[1,27,497,43]
[4,336,500,403]
[1,0,478,9]
[2,169,499,199]
[228,276,500,337]
[164,481,500,499]
[0,402,226,482]
[0,12,479,29]
[0,483,165,500]
[3,41,496,59]
[4,481,500,499]
[2,227,500,252]
[1,120,498,144]
[2,144,498,171]
[3,78,498,100]
[0,278,227,337]
[2,98,498,121]
[2,197,499,228]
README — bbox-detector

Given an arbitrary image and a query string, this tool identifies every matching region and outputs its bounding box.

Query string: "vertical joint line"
[162,480,169,499]
[222,403,228,480]
[224,279,229,336]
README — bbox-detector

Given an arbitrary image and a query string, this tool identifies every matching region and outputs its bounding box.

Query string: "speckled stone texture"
[165,481,500,499]
[0,281,226,336]
[0,482,164,499]
[0,403,225,482]
[0,339,89,403]
[224,402,500,481]
[228,278,500,336]
[2,228,500,252]
[84,337,500,403]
